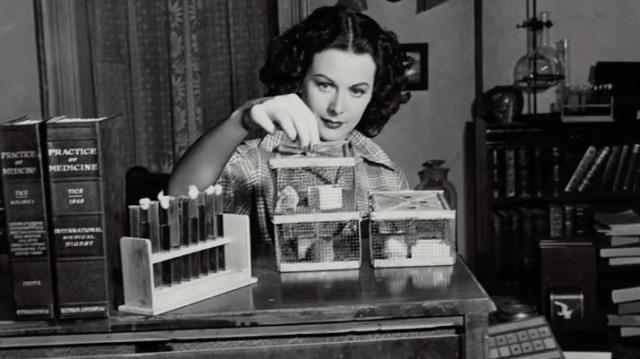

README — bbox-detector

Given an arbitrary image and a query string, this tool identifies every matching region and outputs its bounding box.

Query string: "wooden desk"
[0,253,495,359]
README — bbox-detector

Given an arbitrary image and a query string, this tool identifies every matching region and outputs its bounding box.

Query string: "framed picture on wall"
[400,43,429,91]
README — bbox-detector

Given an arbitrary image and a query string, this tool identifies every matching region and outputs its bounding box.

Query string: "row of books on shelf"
[489,143,640,199]
[0,115,131,321]
[489,204,594,281]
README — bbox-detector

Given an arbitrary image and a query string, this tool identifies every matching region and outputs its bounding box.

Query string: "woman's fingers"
[249,104,276,134]
[247,94,320,148]
[288,94,320,146]
[271,112,298,144]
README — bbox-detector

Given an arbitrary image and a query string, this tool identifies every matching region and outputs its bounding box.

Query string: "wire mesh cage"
[273,213,361,272]
[269,142,356,215]
[369,190,456,268]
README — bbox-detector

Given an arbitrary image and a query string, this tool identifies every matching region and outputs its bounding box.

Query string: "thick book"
[618,300,640,315]
[548,205,565,238]
[550,147,561,196]
[490,148,504,199]
[532,146,545,197]
[612,286,640,304]
[517,207,536,279]
[620,326,640,338]
[607,314,640,326]
[600,246,640,258]
[574,204,592,238]
[577,146,611,192]
[612,144,630,191]
[491,211,504,278]
[564,146,597,192]
[516,148,531,197]
[609,256,640,266]
[595,210,640,235]
[622,144,640,191]
[599,145,621,190]
[46,115,132,318]
[0,117,56,320]
[504,149,516,198]
[601,235,640,247]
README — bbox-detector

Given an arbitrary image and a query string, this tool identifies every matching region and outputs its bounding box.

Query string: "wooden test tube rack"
[118,214,257,316]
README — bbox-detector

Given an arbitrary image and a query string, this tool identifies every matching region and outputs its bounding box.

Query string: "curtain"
[88,0,273,173]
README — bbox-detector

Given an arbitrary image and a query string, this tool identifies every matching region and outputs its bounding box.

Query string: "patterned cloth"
[217,130,410,242]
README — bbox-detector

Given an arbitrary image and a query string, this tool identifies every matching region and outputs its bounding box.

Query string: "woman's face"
[300,49,376,141]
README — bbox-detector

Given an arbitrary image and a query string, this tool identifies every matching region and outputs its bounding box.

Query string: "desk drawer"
[170,332,461,359]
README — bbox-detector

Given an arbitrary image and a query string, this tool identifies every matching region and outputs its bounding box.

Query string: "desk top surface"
[0,252,495,338]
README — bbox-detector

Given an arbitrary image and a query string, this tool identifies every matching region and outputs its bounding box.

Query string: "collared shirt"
[216,130,410,242]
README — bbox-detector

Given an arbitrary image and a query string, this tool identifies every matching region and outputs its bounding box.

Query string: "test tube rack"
[118,214,256,316]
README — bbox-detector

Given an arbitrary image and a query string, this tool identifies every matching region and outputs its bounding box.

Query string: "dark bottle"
[415,160,457,210]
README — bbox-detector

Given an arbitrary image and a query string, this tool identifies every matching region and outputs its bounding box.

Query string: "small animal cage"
[269,142,356,215]
[273,213,361,272]
[369,190,456,268]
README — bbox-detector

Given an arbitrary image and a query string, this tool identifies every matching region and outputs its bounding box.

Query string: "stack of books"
[596,210,640,267]
[597,210,640,338]
[607,286,640,338]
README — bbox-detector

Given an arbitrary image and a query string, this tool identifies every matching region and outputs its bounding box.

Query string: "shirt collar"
[258,130,396,171]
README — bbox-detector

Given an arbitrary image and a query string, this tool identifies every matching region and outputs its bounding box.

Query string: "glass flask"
[513,12,562,91]
[415,160,457,210]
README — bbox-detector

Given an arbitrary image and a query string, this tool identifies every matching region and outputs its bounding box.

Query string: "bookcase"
[465,119,640,327]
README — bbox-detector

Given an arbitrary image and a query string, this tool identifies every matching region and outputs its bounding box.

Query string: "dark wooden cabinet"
[0,252,494,359]
[464,120,640,321]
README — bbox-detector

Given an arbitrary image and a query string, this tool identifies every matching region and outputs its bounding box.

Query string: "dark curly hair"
[259,6,412,138]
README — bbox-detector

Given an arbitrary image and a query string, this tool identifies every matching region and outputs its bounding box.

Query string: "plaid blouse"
[216,130,410,242]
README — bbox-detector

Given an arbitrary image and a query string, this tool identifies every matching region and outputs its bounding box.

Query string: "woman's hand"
[241,94,320,148]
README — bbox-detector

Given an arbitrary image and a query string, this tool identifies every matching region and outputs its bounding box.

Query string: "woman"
[169,6,412,242]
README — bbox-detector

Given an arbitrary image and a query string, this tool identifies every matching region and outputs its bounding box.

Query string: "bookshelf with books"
[465,120,640,332]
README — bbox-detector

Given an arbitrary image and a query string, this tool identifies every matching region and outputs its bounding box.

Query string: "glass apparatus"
[513,11,563,91]
[415,160,457,210]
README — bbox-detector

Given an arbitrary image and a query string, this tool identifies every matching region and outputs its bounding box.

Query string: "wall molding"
[34,0,95,119]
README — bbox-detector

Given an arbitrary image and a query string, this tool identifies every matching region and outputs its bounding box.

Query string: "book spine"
[510,210,523,280]
[610,236,640,247]
[573,204,592,238]
[577,146,611,192]
[622,144,640,191]
[612,145,630,191]
[563,204,576,238]
[607,314,640,326]
[612,286,640,304]
[516,148,531,198]
[532,146,545,197]
[551,147,562,197]
[609,256,640,266]
[0,122,56,320]
[600,145,621,191]
[564,146,597,192]
[519,208,535,279]
[47,116,129,318]
[621,327,640,337]
[504,149,516,198]
[491,211,504,283]
[490,148,503,199]
[549,205,565,238]
[618,300,640,315]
